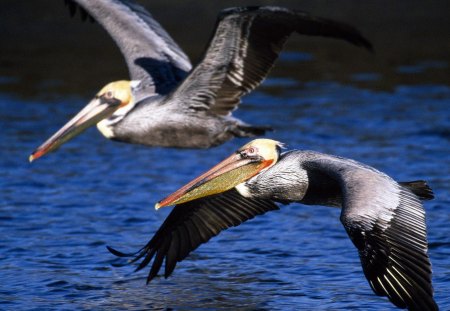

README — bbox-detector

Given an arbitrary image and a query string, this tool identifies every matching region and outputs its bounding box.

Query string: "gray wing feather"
[108,189,278,283]
[166,6,372,115]
[68,0,192,95]
[336,166,437,310]
[298,151,437,310]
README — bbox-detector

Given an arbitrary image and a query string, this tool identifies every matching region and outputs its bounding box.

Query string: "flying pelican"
[29,1,372,161]
[109,139,437,310]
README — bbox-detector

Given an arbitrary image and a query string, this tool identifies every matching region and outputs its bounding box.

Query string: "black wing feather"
[108,189,278,282]
[164,231,179,278]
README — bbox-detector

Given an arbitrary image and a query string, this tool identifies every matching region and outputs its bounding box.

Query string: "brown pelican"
[29,1,372,161]
[109,139,437,310]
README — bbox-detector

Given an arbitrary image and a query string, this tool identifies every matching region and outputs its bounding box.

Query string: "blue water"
[1,75,449,310]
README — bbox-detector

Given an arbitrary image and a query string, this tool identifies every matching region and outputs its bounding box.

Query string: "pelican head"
[29,80,140,162]
[156,139,283,209]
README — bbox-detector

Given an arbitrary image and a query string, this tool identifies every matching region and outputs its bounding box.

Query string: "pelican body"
[30,1,372,161]
[110,139,437,310]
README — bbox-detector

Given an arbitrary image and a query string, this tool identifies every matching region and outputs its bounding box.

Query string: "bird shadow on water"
[98,273,276,310]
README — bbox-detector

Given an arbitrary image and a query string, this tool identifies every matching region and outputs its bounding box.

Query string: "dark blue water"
[1,69,449,310]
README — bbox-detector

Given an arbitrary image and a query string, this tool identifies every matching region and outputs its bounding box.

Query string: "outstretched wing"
[166,6,372,116]
[66,0,192,95]
[300,152,437,310]
[336,168,437,310]
[108,189,278,283]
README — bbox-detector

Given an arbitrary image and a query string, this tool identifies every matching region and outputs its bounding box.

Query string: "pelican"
[29,1,372,161]
[109,139,437,310]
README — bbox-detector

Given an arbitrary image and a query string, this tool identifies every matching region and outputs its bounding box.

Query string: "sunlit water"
[1,70,449,310]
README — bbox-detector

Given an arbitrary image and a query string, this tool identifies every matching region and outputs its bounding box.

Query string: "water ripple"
[1,81,449,310]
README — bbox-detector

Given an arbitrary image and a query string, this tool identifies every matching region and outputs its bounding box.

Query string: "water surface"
[1,1,449,310]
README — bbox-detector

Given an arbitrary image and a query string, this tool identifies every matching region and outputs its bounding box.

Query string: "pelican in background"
[29,1,372,161]
[109,139,438,310]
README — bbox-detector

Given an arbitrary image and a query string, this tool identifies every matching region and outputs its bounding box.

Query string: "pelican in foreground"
[29,1,372,161]
[109,139,437,310]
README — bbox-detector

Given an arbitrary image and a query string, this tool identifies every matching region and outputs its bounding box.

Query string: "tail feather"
[233,124,273,137]
[399,180,434,200]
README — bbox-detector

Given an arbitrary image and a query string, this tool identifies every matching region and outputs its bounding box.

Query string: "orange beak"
[155,152,273,209]
[29,95,121,162]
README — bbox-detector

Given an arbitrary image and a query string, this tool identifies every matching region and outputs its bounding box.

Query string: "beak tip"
[29,149,43,162]
[154,202,161,210]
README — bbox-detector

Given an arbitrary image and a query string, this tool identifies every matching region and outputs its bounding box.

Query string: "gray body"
[68,1,372,148]
[110,95,257,148]
[243,150,395,206]
[239,150,437,310]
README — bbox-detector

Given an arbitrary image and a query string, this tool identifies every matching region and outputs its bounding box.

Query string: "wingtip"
[146,272,158,284]
[399,180,435,201]
[360,38,375,53]
[106,245,131,257]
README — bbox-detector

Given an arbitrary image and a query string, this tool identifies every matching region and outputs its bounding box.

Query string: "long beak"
[155,153,273,209]
[29,96,120,162]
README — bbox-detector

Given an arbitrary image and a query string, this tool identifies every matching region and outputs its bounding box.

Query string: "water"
[1,1,450,309]
[1,71,449,310]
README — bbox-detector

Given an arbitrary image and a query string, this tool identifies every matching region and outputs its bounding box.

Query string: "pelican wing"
[66,0,192,95]
[108,189,278,283]
[167,6,372,116]
[313,160,438,310]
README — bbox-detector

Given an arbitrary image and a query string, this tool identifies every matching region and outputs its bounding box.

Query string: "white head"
[30,80,140,161]
[155,139,284,208]
[96,80,141,138]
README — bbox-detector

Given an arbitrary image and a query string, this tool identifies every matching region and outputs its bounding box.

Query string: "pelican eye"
[105,91,114,99]
[238,146,258,159]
